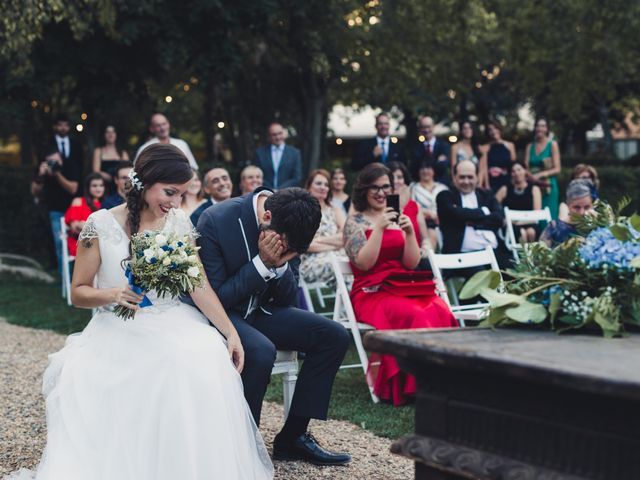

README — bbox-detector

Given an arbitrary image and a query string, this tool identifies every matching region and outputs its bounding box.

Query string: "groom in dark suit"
[191,187,351,465]
[252,122,302,189]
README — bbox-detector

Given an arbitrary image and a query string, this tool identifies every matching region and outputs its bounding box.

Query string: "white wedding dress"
[7,208,274,480]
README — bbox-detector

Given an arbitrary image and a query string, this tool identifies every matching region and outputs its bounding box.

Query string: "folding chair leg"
[302,285,314,313]
[282,370,297,419]
[315,287,326,308]
[446,278,460,306]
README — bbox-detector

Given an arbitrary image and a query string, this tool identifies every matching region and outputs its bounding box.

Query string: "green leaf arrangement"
[461,199,640,337]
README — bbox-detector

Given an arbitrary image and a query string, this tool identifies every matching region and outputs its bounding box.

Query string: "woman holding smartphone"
[343,163,457,406]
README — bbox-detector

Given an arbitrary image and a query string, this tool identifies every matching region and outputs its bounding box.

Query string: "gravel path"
[0,319,412,479]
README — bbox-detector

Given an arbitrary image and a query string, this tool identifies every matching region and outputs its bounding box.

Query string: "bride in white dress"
[7,144,273,480]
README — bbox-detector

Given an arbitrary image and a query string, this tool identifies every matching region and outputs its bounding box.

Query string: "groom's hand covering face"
[258,229,299,268]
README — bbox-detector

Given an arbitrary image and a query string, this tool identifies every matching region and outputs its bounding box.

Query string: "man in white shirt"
[351,113,404,170]
[134,113,198,169]
[436,160,510,268]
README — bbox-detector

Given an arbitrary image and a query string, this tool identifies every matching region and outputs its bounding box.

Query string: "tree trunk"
[401,107,417,148]
[297,69,327,177]
[204,81,217,162]
[596,101,614,157]
[19,113,33,166]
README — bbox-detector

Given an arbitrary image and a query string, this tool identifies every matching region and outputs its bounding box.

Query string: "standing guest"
[388,161,430,254]
[92,125,129,189]
[410,115,450,184]
[495,161,542,243]
[101,161,133,209]
[190,187,352,465]
[299,170,346,286]
[482,120,516,193]
[540,179,594,247]
[30,114,84,273]
[450,121,486,183]
[411,162,448,250]
[330,168,351,214]
[134,113,198,169]
[437,160,510,269]
[352,113,404,170]
[239,165,264,195]
[181,169,208,218]
[524,117,561,219]
[63,173,105,256]
[252,122,302,189]
[190,167,233,227]
[343,163,457,405]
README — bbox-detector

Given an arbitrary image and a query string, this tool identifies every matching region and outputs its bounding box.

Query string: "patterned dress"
[300,206,344,286]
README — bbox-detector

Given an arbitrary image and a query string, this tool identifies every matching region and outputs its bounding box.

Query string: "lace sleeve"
[78,216,100,241]
[168,209,200,243]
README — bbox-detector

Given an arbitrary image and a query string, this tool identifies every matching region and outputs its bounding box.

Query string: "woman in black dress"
[92,125,129,191]
[495,161,542,243]
[483,120,516,193]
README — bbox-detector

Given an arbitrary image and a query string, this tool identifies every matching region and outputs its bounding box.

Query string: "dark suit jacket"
[436,187,504,254]
[410,138,450,182]
[40,135,84,211]
[253,144,302,189]
[351,137,405,170]
[185,188,299,318]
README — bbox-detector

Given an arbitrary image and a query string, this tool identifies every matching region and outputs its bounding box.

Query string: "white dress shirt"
[460,191,498,252]
[55,134,70,158]
[376,136,389,159]
[270,144,285,188]
[134,137,198,169]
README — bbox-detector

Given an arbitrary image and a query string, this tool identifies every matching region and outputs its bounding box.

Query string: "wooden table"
[364,328,640,480]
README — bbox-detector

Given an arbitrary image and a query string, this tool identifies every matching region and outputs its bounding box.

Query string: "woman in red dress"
[344,163,457,406]
[64,173,105,256]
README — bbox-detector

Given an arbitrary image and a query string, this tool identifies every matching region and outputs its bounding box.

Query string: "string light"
[418,135,426,142]
[165,96,173,103]
[217,122,225,129]
[336,138,343,145]
[76,124,84,132]
[448,135,458,143]
[81,113,88,120]
[391,137,398,144]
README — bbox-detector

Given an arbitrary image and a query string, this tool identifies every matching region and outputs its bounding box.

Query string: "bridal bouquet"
[460,199,640,337]
[114,231,204,320]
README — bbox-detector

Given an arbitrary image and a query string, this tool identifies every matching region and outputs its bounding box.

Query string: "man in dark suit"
[351,112,404,170]
[190,187,351,466]
[410,115,450,183]
[31,113,84,273]
[436,160,511,270]
[252,122,302,189]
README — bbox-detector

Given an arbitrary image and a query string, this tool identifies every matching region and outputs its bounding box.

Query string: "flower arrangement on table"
[114,231,204,320]
[460,199,640,337]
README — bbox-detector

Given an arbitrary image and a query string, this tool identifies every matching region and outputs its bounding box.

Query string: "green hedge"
[2,163,639,264]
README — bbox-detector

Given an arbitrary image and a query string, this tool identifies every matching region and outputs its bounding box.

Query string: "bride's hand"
[227,332,245,374]
[110,286,144,311]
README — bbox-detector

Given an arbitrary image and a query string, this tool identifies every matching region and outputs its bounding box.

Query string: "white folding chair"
[504,207,551,263]
[427,246,501,327]
[329,252,379,403]
[60,217,75,305]
[299,277,336,315]
[271,350,298,419]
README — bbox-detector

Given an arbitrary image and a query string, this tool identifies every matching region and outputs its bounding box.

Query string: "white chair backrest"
[504,206,552,256]
[59,216,68,241]
[427,246,500,307]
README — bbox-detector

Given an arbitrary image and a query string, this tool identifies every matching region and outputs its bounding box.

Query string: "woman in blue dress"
[525,117,562,219]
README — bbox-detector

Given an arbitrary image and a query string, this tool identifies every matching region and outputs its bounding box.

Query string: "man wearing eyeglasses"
[351,113,405,170]
[185,187,352,466]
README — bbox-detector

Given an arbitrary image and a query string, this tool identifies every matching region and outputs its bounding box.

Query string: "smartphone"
[386,194,400,222]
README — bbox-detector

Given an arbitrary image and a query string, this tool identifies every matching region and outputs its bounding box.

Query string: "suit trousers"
[230,306,349,426]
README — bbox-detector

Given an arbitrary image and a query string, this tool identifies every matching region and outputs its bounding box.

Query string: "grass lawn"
[0,274,414,439]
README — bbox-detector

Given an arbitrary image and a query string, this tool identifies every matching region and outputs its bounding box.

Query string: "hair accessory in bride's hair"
[128,169,143,191]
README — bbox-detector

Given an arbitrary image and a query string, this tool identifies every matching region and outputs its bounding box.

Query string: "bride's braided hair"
[126,144,193,238]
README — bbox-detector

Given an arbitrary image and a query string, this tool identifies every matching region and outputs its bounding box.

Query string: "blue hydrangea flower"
[579,227,640,270]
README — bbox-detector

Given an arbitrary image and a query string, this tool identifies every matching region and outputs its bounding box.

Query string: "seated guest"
[352,113,404,170]
[92,125,129,190]
[541,179,594,247]
[388,161,430,255]
[411,161,448,250]
[330,168,351,214]
[252,122,302,189]
[495,161,542,243]
[64,173,105,256]
[190,166,233,227]
[299,170,346,286]
[181,168,208,218]
[558,164,600,220]
[344,163,457,405]
[437,159,510,269]
[239,165,264,195]
[101,161,132,209]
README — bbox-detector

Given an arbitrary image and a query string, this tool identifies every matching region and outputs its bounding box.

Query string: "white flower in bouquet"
[187,266,200,278]
[155,234,168,247]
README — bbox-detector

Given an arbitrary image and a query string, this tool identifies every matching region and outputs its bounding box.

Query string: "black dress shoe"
[273,432,352,466]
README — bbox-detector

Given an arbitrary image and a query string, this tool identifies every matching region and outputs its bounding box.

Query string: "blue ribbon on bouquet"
[125,265,153,308]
